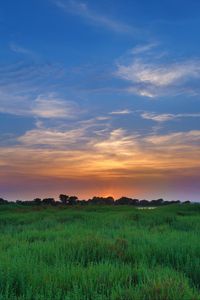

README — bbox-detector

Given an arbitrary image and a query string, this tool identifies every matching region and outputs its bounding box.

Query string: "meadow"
[0,204,199,300]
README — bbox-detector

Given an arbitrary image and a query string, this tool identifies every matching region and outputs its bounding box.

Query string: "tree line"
[0,195,191,206]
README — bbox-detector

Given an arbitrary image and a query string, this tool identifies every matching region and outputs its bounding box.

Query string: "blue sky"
[0,0,200,200]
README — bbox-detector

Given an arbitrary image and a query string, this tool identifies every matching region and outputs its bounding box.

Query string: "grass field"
[0,204,200,300]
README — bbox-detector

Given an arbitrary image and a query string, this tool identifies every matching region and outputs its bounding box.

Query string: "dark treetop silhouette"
[0,196,191,206]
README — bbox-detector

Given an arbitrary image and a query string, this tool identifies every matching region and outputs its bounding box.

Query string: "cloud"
[144,130,200,147]
[91,128,138,155]
[127,87,156,98]
[90,129,200,175]
[18,128,86,148]
[1,125,200,200]
[10,43,34,56]
[141,112,200,122]
[109,109,132,115]
[53,0,134,34]
[0,61,73,118]
[31,94,79,119]
[0,90,31,116]
[119,61,200,87]
[131,43,157,55]
[0,89,80,120]
[16,114,112,149]
[141,112,176,122]
[2,128,200,181]
[116,44,200,97]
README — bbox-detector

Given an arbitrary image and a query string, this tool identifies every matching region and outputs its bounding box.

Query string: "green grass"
[0,204,200,299]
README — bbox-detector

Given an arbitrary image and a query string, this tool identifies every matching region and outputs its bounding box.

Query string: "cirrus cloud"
[116,44,200,98]
[141,112,200,122]
[31,94,79,119]
[53,0,135,34]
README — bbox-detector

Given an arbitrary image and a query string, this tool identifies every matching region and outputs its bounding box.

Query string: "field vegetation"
[0,204,199,299]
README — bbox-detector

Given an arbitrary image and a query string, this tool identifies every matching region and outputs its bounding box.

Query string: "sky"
[0,0,200,201]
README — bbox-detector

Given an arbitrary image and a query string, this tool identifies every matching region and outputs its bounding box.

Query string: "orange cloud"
[1,128,200,199]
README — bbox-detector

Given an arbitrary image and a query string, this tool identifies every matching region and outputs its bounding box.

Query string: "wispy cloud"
[141,112,200,122]
[1,124,200,199]
[10,43,35,57]
[91,128,138,155]
[0,61,68,117]
[18,127,86,148]
[144,130,200,147]
[131,43,157,55]
[116,44,200,98]
[31,94,79,119]
[16,114,111,149]
[53,0,134,34]
[0,89,79,120]
[2,128,200,180]
[120,61,200,87]
[109,109,132,115]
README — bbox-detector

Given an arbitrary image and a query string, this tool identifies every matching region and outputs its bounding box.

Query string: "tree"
[150,199,164,206]
[89,196,114,205]
[0,198,8,205]
[68,196,78,205]
[139,200,149,206]
[59,194,69,204]
[59,194,78,205]
[182,200,191,204]
[115,197,134,205]
[33,198,42,205]
[42,198,55,205]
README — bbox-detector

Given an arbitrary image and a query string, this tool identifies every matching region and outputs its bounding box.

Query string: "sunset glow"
[0,1,200,200]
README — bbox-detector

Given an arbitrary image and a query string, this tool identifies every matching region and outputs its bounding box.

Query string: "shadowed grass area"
[0,204,199,299]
